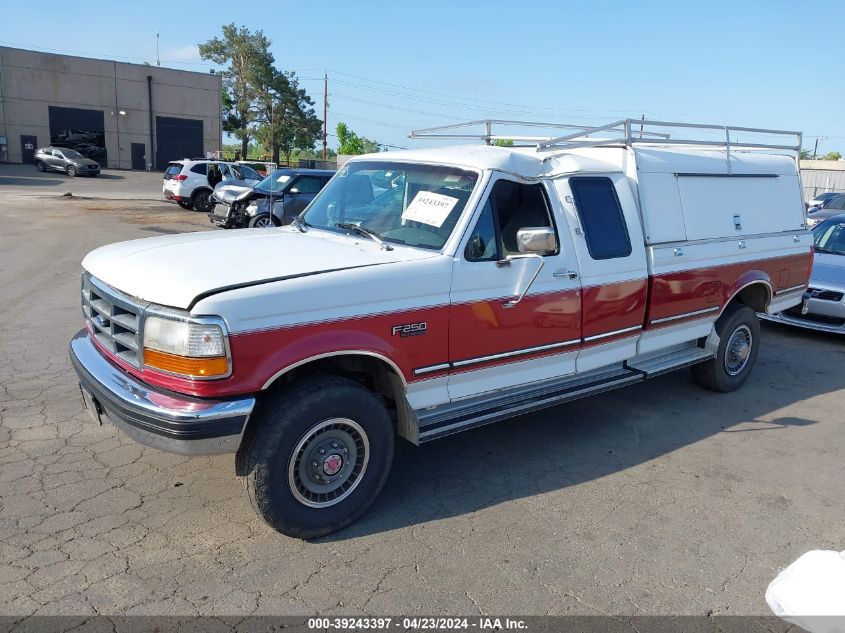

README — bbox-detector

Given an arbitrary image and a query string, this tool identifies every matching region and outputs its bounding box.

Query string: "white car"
[162,159,262,212]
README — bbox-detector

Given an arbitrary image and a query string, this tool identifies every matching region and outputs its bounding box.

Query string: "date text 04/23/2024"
[307,617,527,630]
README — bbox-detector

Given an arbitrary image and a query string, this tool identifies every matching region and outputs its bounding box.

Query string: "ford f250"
[69,118,814,538]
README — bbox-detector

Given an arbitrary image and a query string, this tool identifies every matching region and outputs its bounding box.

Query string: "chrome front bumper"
[69,330,255,455]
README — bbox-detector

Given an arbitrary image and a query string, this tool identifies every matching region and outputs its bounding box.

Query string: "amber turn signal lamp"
[143,348,229,378]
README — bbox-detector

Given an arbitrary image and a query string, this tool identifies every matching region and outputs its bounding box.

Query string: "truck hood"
[82,228,435,310]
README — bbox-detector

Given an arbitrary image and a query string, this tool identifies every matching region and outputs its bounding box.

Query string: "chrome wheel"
[253,216,274,228]
[288,418,369,508]
[724,325,753,376]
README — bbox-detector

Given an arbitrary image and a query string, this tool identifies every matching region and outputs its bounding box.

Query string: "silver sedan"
[761,213,845,334]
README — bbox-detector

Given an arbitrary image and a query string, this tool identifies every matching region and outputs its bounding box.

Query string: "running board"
[414,346,715,444]
[626,346,714,378]
[417,366,641,443]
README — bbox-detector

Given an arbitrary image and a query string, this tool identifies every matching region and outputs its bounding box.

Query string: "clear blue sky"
[3,0,843,155]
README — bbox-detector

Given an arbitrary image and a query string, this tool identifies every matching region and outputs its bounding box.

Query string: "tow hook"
[801,291,812,315]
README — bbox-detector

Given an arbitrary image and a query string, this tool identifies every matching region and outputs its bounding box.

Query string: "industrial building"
[800,159,845,200]
[0,46,222,170]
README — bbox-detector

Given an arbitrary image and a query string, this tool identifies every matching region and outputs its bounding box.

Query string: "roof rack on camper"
[409,118,802,155]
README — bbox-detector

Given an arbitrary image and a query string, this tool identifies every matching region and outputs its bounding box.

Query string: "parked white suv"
[162,159,262,212]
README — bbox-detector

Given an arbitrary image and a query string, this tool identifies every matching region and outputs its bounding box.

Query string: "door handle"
[553,270,579,280]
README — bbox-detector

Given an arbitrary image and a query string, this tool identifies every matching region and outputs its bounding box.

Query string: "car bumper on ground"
[69,329,255,455]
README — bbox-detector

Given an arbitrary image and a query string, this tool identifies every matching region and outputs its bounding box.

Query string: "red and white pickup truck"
[70,119,813,537]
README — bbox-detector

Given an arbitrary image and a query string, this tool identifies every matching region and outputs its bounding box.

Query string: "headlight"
[143,314,230,378]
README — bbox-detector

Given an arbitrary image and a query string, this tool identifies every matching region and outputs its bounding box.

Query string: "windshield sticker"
[276,175,292,183]
[402,191,459,227]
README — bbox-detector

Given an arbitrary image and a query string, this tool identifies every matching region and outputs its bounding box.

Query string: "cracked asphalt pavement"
[1,167,844,618]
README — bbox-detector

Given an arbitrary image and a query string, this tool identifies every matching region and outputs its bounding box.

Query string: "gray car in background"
[209,168,334,228]
[761,213,845,334]
[33,146,100,177]
[806,194,845,228]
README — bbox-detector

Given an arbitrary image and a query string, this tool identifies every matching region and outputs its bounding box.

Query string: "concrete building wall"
[0,46,221,169]
[799,159,845,200]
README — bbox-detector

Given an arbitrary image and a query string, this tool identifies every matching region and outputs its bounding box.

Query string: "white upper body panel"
[82,227,437,311]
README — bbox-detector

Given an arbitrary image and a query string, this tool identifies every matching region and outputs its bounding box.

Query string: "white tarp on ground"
[766,550,845,633]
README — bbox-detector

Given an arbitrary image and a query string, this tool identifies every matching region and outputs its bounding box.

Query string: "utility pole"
[156,30,160,67]
[322,72,328,161]
[812,137,827,160]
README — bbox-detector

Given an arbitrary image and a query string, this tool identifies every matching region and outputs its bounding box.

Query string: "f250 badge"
[391,322,427,337]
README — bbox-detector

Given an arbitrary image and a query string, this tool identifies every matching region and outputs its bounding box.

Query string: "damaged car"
[209,168,334,228]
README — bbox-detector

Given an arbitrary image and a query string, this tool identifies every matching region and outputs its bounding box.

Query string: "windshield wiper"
[335,223,393,251]
[291,215,308,233]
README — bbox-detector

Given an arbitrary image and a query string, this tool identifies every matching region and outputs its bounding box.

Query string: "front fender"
[245,329,406,390]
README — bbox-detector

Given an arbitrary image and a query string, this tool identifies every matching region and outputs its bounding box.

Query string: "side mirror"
[516,227,557,255]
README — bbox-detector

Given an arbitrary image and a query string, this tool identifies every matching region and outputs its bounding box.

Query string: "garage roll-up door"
[155,117,203,170]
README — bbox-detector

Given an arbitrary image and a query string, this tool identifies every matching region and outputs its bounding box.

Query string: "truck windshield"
[301,161,479,250]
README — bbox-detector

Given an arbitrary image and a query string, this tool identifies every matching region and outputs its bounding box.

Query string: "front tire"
[66,165,77,177]
[692,304,760,392]
[248,213,277,228]
[238,375,394,539]
[191,189,213,213]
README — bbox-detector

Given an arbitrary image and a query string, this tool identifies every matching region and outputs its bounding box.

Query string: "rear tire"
[237,375,394,539]
[692,304,760,392]
[35,161,47,172]
[177,201,193,210]
[191,189,213,213]
[66,165,77,177]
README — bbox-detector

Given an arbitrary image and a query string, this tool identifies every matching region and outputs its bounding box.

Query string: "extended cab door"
[552,175,648,372]
[447,175,582,400]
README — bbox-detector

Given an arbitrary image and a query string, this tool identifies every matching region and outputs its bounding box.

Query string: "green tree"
[336,122,380,155]
[799,149,811,160]
[493,139,514,147]
[255,71,323,164]
[821,151,842,161]
[199,24,275,159]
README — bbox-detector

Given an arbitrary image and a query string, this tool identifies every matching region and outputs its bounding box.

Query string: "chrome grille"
[81,275,144,368]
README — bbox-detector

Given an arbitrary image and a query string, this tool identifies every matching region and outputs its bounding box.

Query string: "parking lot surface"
[1,170,843,617]
[0,163,168,200]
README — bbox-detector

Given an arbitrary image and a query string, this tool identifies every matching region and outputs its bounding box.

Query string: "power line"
[325,69,659,117]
